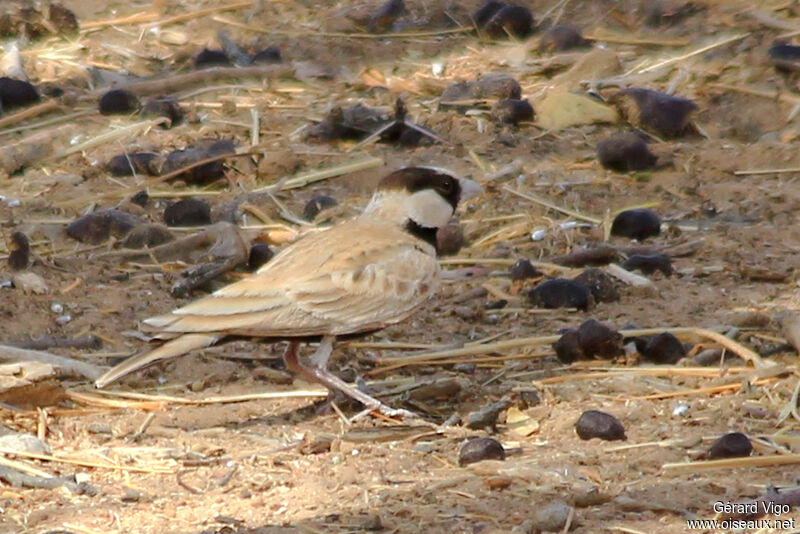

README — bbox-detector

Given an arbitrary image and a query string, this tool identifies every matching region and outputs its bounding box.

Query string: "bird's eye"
[437,179,454,194]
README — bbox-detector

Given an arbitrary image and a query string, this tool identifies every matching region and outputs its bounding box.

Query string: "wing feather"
[143,221,439,337]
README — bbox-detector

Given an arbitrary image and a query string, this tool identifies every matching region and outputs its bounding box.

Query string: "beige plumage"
[95,166,482,415]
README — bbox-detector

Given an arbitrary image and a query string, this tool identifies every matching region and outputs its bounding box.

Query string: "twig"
[0,100,61,130]
[0,344,106,380]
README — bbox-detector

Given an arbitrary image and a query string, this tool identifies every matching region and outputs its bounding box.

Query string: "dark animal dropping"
[577,319,623,359]
[553,328,583,363]
[528,278,592,311]
[459,437,505,466]
[575,410,626,441]
[302,195,338,221]
[539,24,590,52]
[195,48,231,67]
[249,244,275,271]
[0,77,39,111]
[623,253,673,276]
[573,268,620,303]
[483,4,534,39]
[66,209,143,244]
[492,99,534,125]
[597,133,657,172]
[636,332,686,364]
[8,231,30,271]
[612,88,697,137]
[706,432,752,459]
[107,152,159,177]
[141,97,184,127]
[251,46,282,63]
[99,89,140,115]
[163,198,212,227]
[611,209,661,240]
[472,1,504,27]
[510,259,541,281]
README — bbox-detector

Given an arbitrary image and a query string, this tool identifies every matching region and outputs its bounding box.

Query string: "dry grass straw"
[0,448,175,473]
[82,388,328,406]
[253,156,383,192]
[213,15,474,40]
[663,454,800,472]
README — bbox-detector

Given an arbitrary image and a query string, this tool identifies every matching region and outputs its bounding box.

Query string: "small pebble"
[492,99,534,125]
[0,77,39,110]
[99,88,140,115]
[610,209,661,240]
[611,88,698,137]
[0,433,52,455]
[530,500,572,532]
[86,423,113,435]
[597,133,658,172]
[672,403,689,417]
[573,268,620,303]
[50,302,63,313]
[7,231,30,271]
[55,314,72,325]
[623,253,673,276]
[575,410,626,441]
[107,152,159,177]
[577,318,623,359]
[706,432,752,459]
[528,278,592,311]
[531,228,547,241]
[636,332,686,364]
[248,243,274,270]
[459,436,506,466]
[163,197,212,227]
[539,24,590,52]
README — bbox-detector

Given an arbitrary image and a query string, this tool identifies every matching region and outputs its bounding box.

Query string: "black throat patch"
[404,219,438,252]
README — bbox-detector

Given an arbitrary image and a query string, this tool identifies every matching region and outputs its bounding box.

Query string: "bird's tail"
[94,333,221,388]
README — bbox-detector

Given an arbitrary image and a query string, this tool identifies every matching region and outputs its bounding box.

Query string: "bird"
[95,166,483,417]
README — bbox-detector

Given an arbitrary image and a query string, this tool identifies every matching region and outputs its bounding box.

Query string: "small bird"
[95,167,483,416]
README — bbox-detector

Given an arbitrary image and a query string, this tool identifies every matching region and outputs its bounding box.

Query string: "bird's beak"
[458,177,484,203]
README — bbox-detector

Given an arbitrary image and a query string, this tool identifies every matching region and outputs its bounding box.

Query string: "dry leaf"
[506,406,540,436]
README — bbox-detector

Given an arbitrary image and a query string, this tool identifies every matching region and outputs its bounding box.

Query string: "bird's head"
[364,167,483,230]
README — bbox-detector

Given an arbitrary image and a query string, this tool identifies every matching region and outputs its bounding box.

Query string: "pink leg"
[281,340,420,420]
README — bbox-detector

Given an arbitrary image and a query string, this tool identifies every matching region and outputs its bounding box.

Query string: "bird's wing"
[143,221,440,337]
